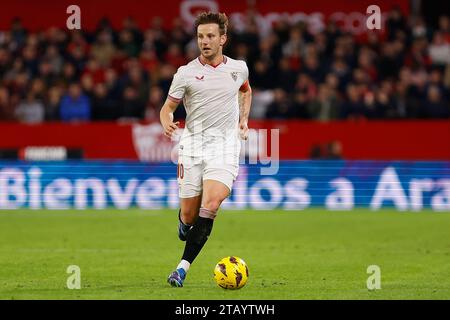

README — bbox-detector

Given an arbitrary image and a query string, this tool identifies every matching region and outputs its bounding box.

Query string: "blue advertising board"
[0,161,448,211]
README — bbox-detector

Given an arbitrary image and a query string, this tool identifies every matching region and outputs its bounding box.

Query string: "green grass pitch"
[1,209,449,300]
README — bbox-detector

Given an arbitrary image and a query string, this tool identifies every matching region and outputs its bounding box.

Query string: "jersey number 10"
[177,163,184,179]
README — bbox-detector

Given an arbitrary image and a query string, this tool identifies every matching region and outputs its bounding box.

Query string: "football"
[213,256,249,289]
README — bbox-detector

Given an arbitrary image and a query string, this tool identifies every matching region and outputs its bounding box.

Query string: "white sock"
[177,260,190,272]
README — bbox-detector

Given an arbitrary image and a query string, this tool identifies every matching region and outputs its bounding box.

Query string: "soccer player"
[160,12,252,287]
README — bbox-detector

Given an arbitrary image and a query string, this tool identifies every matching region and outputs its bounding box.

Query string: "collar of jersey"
[198,55,227,68]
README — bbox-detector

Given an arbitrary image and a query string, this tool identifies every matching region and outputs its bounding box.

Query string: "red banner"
[1,120,449,161]
[0,0,409,35]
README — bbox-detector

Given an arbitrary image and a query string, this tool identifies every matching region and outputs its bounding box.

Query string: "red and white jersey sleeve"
[168,66,187,103]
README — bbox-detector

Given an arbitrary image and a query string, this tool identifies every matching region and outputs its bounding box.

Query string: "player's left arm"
[238,80,252,140]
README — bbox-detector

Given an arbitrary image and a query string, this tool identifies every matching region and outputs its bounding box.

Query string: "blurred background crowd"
[0,7,449,124]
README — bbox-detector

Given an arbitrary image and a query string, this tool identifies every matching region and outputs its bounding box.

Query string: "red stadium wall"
[1,121,449,161]
[0,0,409,34]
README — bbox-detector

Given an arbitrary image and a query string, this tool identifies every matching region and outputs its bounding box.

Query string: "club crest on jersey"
[230,72,238,82]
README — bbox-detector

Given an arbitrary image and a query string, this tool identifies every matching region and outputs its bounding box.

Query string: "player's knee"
[180,208,198,225]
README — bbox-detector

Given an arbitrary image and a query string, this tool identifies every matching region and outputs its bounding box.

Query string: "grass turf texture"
[0,209,449,300]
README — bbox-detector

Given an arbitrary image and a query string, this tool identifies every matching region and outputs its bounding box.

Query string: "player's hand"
[239,121,249,140]
[163,121,180,138]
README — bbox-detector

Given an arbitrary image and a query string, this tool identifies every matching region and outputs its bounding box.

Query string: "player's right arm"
[161,66,186,138]
[160,98,180,138]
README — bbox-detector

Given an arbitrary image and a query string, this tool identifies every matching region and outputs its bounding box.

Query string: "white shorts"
[177,153,239,198]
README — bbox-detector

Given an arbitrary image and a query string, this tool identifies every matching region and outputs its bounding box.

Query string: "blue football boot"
[167,268,186,287]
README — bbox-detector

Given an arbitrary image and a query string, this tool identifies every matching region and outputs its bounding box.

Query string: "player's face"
[197,23,226,59]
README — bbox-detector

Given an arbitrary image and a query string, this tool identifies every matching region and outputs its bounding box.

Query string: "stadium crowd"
[0,8,449,123]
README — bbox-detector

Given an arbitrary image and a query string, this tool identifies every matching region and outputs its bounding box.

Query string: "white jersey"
[168,55,249,158]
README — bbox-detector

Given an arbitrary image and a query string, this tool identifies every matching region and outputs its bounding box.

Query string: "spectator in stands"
[170,17,190,48]
[234,42,251,63]
[82,58,105,85]
[145,85,164,121]
[37,60,57,87]
[427,68,449,100]
[258,35,281,66]
[282,27,305,58]
[250,89,274,119]
[3,58,25,85]
[357,47,378,82]
[352,68,371,88]
[302,54,323,83]
[312,33,327,59]
[308,84,341,121]
[295,73,317,104]
[251,59,275,90]
[60,62,78,85]
[276,57,297,92]
[273,19,291,44]
[157,64,176,95]
[341,84,365,119]
[324,73,341,98]
[142,27,166,59]
[91,30,117,68]
[59,82,91,122]
[44,45,63,75]
[45,86,62,121]
[378,42,401,80]
[45,27,68,51]
[122,16,144,48]
[362,91,379,119]
[0,86,14,121]
[119,29,140,58]
[265,88,295,119]
[67,43,87,74]
[140,48,160,82]
[428,31,450,67]
[330,58,351,91]
[164,43,186,69]
[10,18,27,48]
[325,141,343,160]
[80,73,95,98]
[438,16,450,44]
[122,63,149,103]
[91,82,119,120]
[291,91,311,119]
[22,44,39,77]
[15,92,45,123]
[405,36,431,69]
[410,16,432,40]
[309,144,323,160]
[423,85,450,118]
[375,89,393,119]
[67,35,88,72]
[104,68,121,99]
[386,6,408,41]
[241,19,261,53]
[121,85,145,120]
[10,71,30,100]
